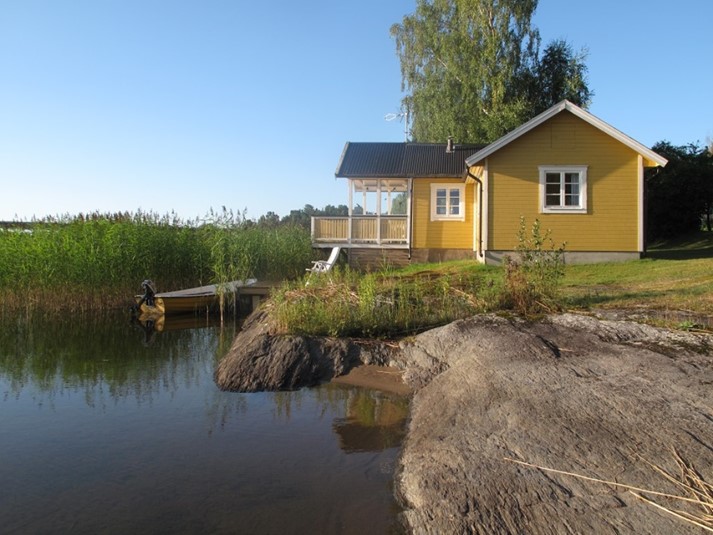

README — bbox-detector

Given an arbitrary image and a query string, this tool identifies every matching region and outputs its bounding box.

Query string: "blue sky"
[1,0,711,222]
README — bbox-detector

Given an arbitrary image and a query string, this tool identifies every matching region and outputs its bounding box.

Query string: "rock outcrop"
[215,309,713,533]
[396,313,712,534]
[214,309,395,391]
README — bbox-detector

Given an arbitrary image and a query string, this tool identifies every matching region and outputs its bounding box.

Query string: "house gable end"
[465,100,668,169]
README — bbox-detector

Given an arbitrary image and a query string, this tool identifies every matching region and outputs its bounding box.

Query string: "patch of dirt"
[331,364,412,396]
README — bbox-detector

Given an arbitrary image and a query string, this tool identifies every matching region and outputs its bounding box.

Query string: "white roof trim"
[464,100,668,168]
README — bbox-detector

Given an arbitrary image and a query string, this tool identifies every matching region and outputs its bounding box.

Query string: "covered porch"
[311,178,411,249]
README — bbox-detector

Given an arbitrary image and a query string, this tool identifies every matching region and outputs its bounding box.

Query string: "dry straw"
[505,448,713,532]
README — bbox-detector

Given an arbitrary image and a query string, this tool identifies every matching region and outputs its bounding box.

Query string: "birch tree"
[391,0,540,143]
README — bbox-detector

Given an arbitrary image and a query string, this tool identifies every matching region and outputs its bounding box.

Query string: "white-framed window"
[430,184,465,221]
[538,166,588,213]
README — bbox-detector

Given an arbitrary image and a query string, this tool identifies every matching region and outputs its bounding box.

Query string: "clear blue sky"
[1,0,711,222]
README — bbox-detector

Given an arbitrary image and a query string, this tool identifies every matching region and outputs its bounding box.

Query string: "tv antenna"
[384,110,410,141]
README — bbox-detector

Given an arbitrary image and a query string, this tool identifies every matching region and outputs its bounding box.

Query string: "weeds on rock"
[271,265,498,338]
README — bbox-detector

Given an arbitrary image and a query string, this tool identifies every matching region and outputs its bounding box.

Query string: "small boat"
[133,279,257,317]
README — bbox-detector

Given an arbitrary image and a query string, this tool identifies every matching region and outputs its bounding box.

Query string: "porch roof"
[335,142,484,179]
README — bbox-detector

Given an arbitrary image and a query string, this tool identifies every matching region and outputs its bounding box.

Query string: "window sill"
[541,207,587,214]
[431,215,466,222]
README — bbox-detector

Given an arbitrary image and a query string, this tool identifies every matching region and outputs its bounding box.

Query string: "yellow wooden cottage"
[311,100,668,268]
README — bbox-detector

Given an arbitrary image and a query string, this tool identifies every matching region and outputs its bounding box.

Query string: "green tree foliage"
[391,0,539,143]
[646,141,713,240]
[525,39,593,115]
[391,193,408,215]
[391,0,592,143]
[278,204,351,229]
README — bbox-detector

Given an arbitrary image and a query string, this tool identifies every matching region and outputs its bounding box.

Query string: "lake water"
[0,311,408,534]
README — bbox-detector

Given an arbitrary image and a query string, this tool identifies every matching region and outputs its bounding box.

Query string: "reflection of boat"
[131,313,235,340]
[133,279,258,317]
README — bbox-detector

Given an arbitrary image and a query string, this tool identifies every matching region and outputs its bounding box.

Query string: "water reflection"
[333,388,409,453]
[0,312,408,534]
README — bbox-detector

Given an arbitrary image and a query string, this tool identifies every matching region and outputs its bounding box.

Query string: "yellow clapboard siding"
[486,111,640,252]
[412,178,474,249]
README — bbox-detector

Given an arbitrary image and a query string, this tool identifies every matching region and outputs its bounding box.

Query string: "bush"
[502,217,566,315]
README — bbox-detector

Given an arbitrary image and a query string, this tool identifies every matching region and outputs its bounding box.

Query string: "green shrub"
[502,217,566,315]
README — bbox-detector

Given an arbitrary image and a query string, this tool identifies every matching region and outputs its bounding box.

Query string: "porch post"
[376,179,382,245]
[482,159,489,262]
[348,179,353,245]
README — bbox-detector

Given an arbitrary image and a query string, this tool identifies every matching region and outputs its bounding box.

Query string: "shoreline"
[330,364,412,396]
[215,309,713,533]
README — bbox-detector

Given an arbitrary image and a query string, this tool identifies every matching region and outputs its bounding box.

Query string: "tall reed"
[0,211,313,314]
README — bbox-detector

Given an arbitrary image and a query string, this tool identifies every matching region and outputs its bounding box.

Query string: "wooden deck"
[311,216,409,248]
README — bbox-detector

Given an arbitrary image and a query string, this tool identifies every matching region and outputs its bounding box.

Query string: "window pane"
[546,194,560,206]
[565,195,579,206]
[449,188,460,215]
[564,173,580,206]
[546,173,560,185]
[434,189,446,215]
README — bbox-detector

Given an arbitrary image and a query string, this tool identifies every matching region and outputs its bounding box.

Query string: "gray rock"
[214,309,395,391]
[396,313,713,534]
[214,308,713,533]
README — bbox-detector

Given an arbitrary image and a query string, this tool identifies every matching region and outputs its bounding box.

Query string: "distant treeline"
[0,209,314,313]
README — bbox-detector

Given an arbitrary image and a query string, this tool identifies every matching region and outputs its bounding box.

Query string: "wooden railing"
[311,216,408,246]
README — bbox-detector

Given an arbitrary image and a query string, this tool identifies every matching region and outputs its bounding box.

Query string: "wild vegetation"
[273,219,567,337]
[0,210,312,314]
[502,217,566,315]
[273,229,713,338]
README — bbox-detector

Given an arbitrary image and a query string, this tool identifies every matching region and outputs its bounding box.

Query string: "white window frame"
[538,165,588,214]
[430,184,465,221]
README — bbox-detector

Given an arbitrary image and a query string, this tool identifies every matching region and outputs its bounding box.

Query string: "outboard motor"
[140,279,157,307]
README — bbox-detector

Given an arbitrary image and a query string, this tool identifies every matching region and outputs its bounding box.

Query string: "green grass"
[272,265,502,338]
[273,231,713,337]
[561,231,713,315]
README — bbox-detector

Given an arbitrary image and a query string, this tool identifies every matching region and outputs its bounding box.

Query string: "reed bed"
[0,211,312,314]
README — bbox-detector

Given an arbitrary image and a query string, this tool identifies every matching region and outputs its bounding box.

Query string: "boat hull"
[136,295,223,316]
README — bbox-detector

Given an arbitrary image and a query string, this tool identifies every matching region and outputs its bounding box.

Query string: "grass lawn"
[561,231,713,318]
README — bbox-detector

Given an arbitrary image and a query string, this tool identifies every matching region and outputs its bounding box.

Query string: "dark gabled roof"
[335,142,485,178]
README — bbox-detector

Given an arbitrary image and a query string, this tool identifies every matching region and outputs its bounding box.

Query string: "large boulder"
[214,308,395,392]
[396,313,713,534]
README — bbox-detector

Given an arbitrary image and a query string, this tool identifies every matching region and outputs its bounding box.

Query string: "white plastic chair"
[306,246,341,275]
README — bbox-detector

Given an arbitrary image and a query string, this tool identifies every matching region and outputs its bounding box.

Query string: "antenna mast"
[384,110,410,141]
